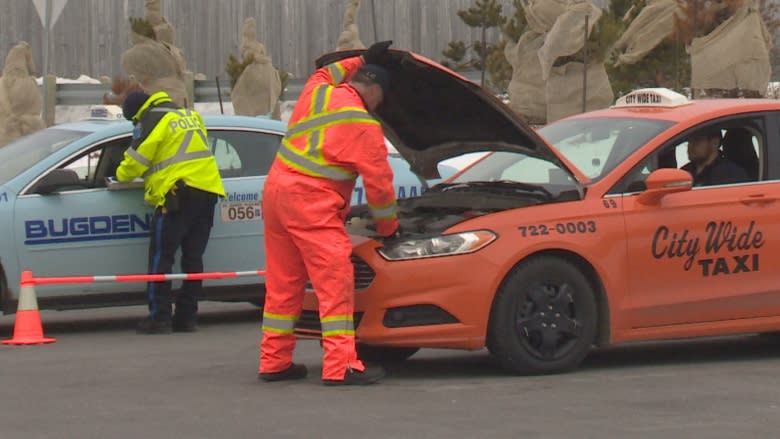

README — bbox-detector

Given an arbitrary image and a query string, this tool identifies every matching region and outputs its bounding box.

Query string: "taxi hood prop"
[316,49,575,181]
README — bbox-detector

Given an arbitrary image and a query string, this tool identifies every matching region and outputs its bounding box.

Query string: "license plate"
[220,202,261,222]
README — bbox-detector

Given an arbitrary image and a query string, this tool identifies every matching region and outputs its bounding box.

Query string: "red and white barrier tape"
[20,270,266,286]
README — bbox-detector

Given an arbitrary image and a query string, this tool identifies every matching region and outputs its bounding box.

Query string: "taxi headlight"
[377,230,497,261]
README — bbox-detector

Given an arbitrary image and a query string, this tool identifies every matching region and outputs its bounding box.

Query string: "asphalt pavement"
[1,302,780,439]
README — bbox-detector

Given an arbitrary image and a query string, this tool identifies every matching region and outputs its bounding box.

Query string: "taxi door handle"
[740,194,777,205]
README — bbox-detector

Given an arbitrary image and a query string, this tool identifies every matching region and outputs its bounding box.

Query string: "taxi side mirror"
[636,168,693,205]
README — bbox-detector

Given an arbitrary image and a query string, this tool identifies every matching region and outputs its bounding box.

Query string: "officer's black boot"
[173,288,199,332]
[137,297,173,334]
[136,317,172,334]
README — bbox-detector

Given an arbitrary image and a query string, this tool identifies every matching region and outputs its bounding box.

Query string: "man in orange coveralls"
[258,41,400,385]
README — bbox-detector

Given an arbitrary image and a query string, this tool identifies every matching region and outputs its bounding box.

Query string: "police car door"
[618,117,780,329]
[13,136,151,298]
[202,128,281,292]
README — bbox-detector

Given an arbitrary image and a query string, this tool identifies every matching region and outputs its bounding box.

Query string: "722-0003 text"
[518,221,597,237]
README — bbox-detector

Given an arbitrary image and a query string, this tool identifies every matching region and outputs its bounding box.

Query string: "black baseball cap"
[355,64,391,94]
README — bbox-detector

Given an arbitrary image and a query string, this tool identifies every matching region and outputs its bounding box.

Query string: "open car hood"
[316,49,577,181]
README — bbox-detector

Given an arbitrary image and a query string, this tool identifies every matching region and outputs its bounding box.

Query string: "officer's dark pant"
[146,186,218,321]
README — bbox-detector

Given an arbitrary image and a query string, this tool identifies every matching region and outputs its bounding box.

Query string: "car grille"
[352,255,375,290]
[304,255,376,291]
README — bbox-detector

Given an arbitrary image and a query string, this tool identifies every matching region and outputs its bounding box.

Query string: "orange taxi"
[298,49,780,374]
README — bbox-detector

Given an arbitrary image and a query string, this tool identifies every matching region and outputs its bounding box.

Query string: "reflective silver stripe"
[143,150,212,177]
[126,147,152,167]
[148,108,189,118]
[320,318,354,334]
[369,203,398,219]
[262,316,296,333]
[277,144,356,181]
[149,107,178,114]
[142,129,212,178]
[308,129,321,156]
[307,86,328,155]
[327,63,345,84]
[286,110,376,138]
[313,86,327,113]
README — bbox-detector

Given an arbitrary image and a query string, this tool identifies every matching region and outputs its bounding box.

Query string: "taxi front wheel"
[487,256,598,375]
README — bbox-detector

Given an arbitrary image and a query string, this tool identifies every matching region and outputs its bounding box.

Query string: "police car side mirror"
[637,168,693,205]
[34,169,83,195]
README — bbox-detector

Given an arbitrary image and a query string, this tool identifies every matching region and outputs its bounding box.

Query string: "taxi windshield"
[0,128,89,184]
[450,150,579,198]
[537,117,674,181]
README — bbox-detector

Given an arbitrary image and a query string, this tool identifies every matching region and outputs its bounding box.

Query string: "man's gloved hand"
[362,40,393,65]
[380,225,402,246]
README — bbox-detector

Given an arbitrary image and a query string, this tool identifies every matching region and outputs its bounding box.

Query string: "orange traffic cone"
[3,271,56,345]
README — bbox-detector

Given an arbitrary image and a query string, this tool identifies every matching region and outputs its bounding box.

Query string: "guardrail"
[49,79,302,107]
[42,70,482,126]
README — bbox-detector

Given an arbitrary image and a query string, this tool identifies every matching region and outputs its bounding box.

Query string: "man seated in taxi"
[681,127,749,187]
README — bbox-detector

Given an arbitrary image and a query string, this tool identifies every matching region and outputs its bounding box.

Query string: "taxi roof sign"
[87,105,124,121]
[613,88,691,108]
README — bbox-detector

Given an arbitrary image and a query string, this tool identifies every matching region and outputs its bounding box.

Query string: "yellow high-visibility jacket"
[116,91,225,207]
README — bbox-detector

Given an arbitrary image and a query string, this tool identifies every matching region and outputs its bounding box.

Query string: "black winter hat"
[122,91,150,121]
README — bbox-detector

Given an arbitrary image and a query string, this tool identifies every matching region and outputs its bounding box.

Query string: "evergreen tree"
[225,53,254,89]
[441,41,471,71]
[487,0,527,93]
[129,17,156,40]
[564,4,624,65]
[758,0,780,81]
[441,0,506,88]
[225,53,288,100]
[676,0,769,97]
[607,0,689,97]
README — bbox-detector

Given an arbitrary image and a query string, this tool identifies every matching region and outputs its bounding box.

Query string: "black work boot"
[172,315,198,333]
[136,317,172,334]
[323,364,386,386]
[258,363,308,382]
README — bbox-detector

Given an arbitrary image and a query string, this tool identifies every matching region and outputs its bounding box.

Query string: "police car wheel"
[487,256,597,375]
[356,344,419,363]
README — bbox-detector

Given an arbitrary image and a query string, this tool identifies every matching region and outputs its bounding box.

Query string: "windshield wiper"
[435,180,554,200]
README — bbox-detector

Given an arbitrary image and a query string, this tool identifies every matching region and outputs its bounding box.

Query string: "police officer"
[117,90,226,334]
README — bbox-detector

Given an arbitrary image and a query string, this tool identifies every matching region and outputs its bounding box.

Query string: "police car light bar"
[613,88,691,108]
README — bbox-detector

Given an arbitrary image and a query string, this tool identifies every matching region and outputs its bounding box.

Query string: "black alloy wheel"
[487,256,598,374]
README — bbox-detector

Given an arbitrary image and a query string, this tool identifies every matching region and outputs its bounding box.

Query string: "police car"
[297,48,780,374]
[0,106,453,313]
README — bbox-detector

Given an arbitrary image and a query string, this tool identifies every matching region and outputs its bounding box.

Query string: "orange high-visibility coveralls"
[259,56,399,381]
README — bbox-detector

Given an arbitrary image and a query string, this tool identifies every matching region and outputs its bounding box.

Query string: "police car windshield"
[537,117,673,181]
[0,128,89,184]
